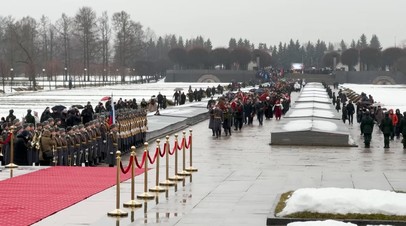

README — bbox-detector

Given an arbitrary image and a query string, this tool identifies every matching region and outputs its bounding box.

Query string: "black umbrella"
[51,105,66,112]
[71,104,84,109]
[174,87,183,91]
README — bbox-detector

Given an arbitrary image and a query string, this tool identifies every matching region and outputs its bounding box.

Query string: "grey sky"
[1,0,405,49]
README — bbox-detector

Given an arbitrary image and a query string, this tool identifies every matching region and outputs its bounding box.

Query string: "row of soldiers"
[0,109,148,167]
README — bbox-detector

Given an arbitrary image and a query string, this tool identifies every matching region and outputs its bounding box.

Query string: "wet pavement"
[4,88,406,226]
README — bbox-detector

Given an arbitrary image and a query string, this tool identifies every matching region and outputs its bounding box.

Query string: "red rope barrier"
[168,141,177,155]
[148,147,159,164]
[177,138,184,150]
[0,132,12,145]
[184,135,191,149]
[119,155,133,174]
[159,143,166,157]
[134,152,147,169]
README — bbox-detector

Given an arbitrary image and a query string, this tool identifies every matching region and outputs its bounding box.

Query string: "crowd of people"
[0,99,147,167]
[207,80,296,138]
[330,86,406,149]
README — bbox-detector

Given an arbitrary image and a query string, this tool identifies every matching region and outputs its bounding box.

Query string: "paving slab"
[15,85,406,226]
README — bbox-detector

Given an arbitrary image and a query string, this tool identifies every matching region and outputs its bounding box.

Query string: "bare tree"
[112,11,131,82]
[55,13,72,81]
[74,7,98,81]
[112,11,144,82]
[98,11,110,82]
[11,17,39,90]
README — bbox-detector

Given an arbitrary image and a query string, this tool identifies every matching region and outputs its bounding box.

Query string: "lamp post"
[64,67,67,87]
[48,69,51,90]
[116,69,118,84]
[2,72,4,93]
[103,68,106,85]
[10,68,13,93]
[84,68,87,87]
[42,69,45,90]
[132,68,135,83]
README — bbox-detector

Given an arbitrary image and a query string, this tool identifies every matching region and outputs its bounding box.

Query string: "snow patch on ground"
[278,188,406,217]
[287,220,356,226]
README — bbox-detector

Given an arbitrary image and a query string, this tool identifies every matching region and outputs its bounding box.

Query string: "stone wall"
[165,69,256,83]
[166,69,406,85]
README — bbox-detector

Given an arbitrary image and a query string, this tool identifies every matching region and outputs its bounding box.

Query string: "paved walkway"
[3,87,406,226]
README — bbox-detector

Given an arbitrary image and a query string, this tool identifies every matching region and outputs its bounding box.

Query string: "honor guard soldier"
[59,128,68,166]
[98,116,109,162]
[106,124,119,167]
[73,126,82,166]
[79,125,89,166]
[65,126,76,166]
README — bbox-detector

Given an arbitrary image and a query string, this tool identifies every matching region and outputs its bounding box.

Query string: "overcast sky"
[1,0,405,49]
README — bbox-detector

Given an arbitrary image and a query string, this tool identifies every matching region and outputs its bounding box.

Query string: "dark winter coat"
[360,114,374,134]
[14,131,30,165]
[25,112,36,124]
[400,115,406,135]
[380,115,394,135]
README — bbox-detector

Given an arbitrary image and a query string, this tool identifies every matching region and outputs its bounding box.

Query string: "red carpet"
[0,166,144,226]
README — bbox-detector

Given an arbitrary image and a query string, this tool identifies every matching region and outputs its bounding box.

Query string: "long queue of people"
[207,80,295,138]
[0,100,147,167]
[330,86,406,149]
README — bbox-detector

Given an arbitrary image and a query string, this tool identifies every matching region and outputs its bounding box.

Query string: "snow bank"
[278,188,406,217]
[287,219,356,226]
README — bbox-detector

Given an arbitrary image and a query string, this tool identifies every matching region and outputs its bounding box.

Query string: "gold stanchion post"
[123,146,142,208]
[5,126,18,169]
[185,129,198,172]
[168,134,185,182]
[149,139,166,192]
[159,136,175,187]
[137,142,155,200]
[177,131,191,177]
[107,151,128,217]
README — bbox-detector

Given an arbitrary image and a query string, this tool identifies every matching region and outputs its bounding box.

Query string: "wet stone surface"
[24,90,406,226]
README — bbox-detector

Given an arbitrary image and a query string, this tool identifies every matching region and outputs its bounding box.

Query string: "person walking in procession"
[380,112,394,149]
[360,110,374,148]
[346,100,355,124]
[399,112,406,149]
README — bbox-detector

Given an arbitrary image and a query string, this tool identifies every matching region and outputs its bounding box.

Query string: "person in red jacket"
[388,109,398,140]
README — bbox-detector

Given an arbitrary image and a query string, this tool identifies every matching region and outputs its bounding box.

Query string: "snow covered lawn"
[275,188,406,222]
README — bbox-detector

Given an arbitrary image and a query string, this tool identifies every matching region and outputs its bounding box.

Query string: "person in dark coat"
[157,92,163,109]
[40,107,52,123]
[162,96,167,109]
[335,98,341,112]
[173,91,180,106]
[346,100,355,125]
[395,109,403,139]
[222,105,233,136]
[207,97,215,109]
[341,102,348,124]
[180,92,186,105]
[400,112,406,149]
[255,99,265,126]
[81,105,94,125]
[360,110,374,148]
[14,130,30,165]
[25,109,36,125]
[380,112,394,149]
[6,109,16,123]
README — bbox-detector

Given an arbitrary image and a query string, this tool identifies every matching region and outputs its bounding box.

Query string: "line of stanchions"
[107,129,198,217]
